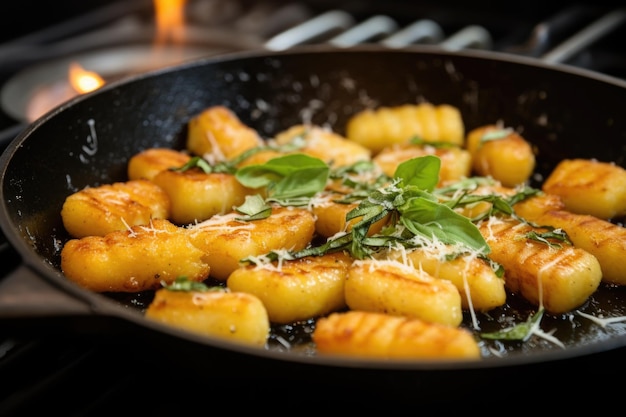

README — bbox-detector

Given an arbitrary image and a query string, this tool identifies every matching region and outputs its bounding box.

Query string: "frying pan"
[1,45,626,394]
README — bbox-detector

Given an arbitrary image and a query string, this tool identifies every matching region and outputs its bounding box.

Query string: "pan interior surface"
[2,45,626,369]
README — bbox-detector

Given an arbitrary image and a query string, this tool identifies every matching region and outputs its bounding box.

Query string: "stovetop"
[1,1,625,129]
[1,0,626,413]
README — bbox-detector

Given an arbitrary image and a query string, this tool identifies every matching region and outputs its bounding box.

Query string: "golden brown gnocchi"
[345,259,463,327]
[345,103,465,153]
[145,287,270,346]
[381,246,506,312]
[373,143,471,184]
[312,310,481,359]
[61,179,170,238]
[542,158,626,220]
[227,252,352,324]
[151,168,255,224]
[515,193,626,286]
[477,216,602,313]
[127,147,192,181]
[187,105,264,161]
[273,124,372,168]
[465,125,536,187]
[61,218,210,292]
[187,205,316,281]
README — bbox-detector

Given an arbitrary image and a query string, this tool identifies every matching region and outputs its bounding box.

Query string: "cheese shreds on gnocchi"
[227,252,352,324]
[58,102,626,357]
[345,258,464,327]
[188,205,316,281]
[477,216,602,313]
[61,219,210,292]
[61,179,170,238]
[381,245,507,312]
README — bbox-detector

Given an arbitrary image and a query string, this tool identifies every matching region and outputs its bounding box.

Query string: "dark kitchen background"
[1,0,626,414]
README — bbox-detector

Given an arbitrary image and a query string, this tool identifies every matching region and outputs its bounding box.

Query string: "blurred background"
[2,0,625,127]
[4,1,622,40]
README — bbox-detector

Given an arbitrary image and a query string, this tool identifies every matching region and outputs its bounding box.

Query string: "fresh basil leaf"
[393,155,440,191]
[269,165,329,200]
[525,229,571,248]
[235,154,329,198]
[398,197,489,254]
[234,164,282,188]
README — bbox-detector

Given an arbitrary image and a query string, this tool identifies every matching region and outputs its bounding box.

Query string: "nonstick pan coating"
[1,45,626,377]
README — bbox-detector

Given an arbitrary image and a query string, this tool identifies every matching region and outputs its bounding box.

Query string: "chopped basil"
[235,194,272,221]
[161,276,224,292]
[254,155,491,261]
[480,308,544,341]
[524,229,572,248]
[171,156,218,173]
[480,128,513,143]
[409,136,460,148]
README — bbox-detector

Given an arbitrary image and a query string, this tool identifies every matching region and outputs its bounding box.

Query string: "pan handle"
[0,264,93,318]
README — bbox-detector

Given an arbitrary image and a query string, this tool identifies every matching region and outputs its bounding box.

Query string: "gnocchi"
[542,158,626,220]
[313,310,480,359]
[145,286,270,347]
[61,179,170,238]
[345,103,465,153]
[61,218,210,292]
[465,125,536,187]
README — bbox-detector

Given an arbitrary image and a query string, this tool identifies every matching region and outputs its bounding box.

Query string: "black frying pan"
[1,45,626,391]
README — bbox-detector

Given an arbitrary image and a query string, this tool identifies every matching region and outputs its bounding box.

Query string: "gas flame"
[154,0,187,45]
[27,0,190,122]
[68,62,106,94]
[68,0,187,94]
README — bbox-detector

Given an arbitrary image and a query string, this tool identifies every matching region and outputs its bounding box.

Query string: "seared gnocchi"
[186,105,264,162]
[61,218,210,292]
[152,168,255,224]
[187,206,316,281]
[345,258,463,327]
[465,125,536,187]
[313,310,480,359]
[227,252,352,324]
[61,179,170,238]
[346,103,465,153]
[145,286,270,346]
[542,158,626,220]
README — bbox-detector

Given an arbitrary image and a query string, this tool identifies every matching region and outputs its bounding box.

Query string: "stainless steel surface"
[541,8,626,63]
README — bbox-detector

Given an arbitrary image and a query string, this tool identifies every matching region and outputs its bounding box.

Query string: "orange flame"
[65,0,187,96]
[68,62,106,94]
[154,0,187,45]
